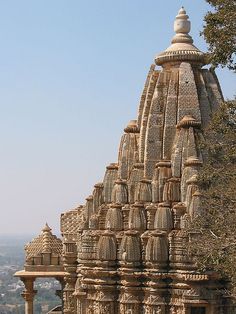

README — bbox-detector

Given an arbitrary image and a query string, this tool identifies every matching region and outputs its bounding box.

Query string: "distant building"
[16,8,233,314]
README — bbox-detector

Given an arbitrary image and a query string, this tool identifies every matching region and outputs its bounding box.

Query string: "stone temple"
[15,8,233,314]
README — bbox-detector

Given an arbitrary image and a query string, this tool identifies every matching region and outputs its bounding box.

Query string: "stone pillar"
[74,290,87,314]
[63,241,78,314]
[56,277,65,308]
[76,229,100,314]
[21,277,36,314]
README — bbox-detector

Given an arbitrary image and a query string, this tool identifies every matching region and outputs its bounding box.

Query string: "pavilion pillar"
[56,278,65,309]
[21,277,37,314]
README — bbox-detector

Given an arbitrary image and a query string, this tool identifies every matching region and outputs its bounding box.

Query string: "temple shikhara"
[15,8,233,314]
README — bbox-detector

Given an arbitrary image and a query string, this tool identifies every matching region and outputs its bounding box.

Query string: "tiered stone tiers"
[59,8,227,314]
[59,8,228,314]
[16,7,231,314]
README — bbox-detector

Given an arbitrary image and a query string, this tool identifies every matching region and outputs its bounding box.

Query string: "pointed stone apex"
[178,7,186,15]
[172,7,192,44]
[24,223,62,263]
[42,223,51,233]
[155,9,205,66]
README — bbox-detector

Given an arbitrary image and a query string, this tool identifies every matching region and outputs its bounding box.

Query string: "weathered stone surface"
[144,70,171,178]
[16,7,230,314]
[163,69,179,159]
[139,69,159,163]
[178,62,201,123]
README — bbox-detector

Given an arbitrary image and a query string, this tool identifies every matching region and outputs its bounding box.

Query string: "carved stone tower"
[59,8,228,314]
[16,8,232,314]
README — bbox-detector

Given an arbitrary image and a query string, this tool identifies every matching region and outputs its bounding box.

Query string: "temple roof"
[155,7,205,65]
[25,223,62,259]
[15,224,64,279]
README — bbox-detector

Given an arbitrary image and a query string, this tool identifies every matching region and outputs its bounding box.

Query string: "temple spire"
[42,223,52,253]
[42,222,51,233]
[155,7,205,65]
[172,7,193,44]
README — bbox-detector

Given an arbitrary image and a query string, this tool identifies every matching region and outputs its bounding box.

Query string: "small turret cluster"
[25,223,62,269]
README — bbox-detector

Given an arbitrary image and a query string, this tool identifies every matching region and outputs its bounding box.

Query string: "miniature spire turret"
[24,223,62,266]
[42,223,52,253]
[42,222,51,232]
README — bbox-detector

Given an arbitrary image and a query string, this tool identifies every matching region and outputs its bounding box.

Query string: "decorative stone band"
[132,163,144,171]
[155,50,206,66]
[114,179,127,185]
[85,195,93,201]
[156,160,172,168]
[94,182,104,189]
[169,272,210,281]
[124,120,140,133]
[106,163,118,170]
[184,157,203,167]
[177,115,201,129]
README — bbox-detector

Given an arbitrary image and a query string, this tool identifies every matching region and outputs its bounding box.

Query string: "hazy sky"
[0,0,235,236]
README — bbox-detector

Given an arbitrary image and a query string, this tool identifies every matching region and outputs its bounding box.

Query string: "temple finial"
[172,7,193,45]
[42,222,51,232]
[155,8,204,66]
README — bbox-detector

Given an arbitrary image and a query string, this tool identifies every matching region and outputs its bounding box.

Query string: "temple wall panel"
[178,63,201,123]
[139,69,159,162]
[144,70,171,178]
[163,69,179,160]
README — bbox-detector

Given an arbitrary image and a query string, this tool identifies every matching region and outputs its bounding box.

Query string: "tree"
[190,100,236,294]
[203,0,236,70]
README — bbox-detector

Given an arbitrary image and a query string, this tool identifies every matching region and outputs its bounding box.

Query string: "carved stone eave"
[155,50,207,66]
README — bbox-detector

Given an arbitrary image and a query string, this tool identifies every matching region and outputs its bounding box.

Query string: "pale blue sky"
[0,0,235,235]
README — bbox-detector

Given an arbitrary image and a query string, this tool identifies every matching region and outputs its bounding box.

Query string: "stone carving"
[144,306,162,314]
[15,7,230,314]
[120,303,140,314]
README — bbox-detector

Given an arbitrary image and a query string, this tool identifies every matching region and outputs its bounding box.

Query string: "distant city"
[0,235,61,314]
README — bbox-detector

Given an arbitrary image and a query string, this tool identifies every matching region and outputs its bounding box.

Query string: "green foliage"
[203,0,236,70]
[191,100,236,294]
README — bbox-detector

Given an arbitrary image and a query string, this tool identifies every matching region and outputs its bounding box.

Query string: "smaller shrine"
[15,224,65,314]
